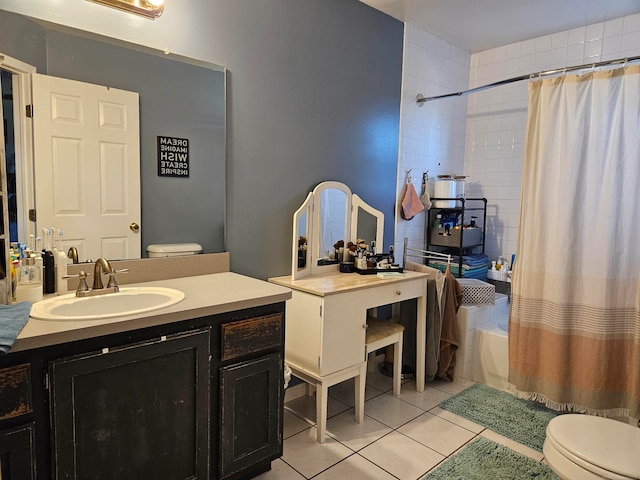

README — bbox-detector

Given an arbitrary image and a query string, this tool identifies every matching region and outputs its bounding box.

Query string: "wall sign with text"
[157,136,189,177]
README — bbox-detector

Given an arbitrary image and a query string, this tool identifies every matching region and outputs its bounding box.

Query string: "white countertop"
[269,270,429,296]
[13,272,292,352]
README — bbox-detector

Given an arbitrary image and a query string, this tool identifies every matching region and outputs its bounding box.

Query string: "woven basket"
[457,279,495,305]
[430,227,483,248]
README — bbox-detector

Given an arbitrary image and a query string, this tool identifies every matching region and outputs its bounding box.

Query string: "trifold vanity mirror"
[291,181,384,280]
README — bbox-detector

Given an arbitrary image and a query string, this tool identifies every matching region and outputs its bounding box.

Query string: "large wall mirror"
[0,9,226,262]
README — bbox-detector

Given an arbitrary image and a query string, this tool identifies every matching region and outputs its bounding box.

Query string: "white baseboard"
[284,382,307,403]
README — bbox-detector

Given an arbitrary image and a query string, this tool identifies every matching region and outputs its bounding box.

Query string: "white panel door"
[32,73,140,261]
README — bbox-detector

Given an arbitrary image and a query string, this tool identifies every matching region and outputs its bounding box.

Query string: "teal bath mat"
[440,383,560,452]
[422,437,559,479]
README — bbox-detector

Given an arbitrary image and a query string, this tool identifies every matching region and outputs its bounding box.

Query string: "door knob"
[130,222,140,232]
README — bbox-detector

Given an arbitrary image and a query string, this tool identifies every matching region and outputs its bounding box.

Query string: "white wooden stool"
[365,317,405,396]
[287,362,366,443]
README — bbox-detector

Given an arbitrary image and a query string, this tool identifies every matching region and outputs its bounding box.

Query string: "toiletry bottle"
[42,250,55,294]
[54,229,68,293]
[15,255,43,303]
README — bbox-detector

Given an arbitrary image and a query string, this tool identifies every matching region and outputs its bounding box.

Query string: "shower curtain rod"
[416,54,640,106]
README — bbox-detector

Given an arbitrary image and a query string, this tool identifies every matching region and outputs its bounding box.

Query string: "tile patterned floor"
[256,369,548,480]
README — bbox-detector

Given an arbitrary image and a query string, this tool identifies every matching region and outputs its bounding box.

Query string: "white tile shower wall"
[464,13,640,263]
[394,24,471,258]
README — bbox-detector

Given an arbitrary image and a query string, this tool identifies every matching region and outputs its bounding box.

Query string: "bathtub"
[471,293,510,390]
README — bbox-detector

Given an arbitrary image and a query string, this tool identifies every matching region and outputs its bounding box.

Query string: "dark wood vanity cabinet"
[218,313,285,479]
[50,329,211,480]
[0,424,36,479]
[0,303,286,480]
[0,363,36,479]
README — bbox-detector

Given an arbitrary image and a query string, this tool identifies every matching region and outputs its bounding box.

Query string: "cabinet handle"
[396,290,402,295]
[363,324,368,329]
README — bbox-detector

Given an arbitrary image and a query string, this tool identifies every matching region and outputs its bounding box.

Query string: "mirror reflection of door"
[1,70,18,244]
[1,55,36,244]
[32,73,141,261]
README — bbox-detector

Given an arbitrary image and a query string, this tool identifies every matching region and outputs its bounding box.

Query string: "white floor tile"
[362,393,425,429]
[364,367,395,392]
[283,408,313,439]
[328,377,384,407]
[397,384,452,411]
[313,453,397,480]
[284,392,351,426]
[429,406,485,433]
[325,409,393,451]
[282,378,550,479]
[281,427,354,478]
[398,411,477,456]
[426,378,476,395]
[253,459,305,479]
[359,431,445,480]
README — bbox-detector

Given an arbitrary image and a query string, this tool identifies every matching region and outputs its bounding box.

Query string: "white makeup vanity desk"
[269,182,428,443]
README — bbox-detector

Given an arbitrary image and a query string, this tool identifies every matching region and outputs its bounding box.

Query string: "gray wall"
[211,0,403,279]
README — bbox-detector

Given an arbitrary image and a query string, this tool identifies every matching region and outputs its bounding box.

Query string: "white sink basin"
[30,287,185,321]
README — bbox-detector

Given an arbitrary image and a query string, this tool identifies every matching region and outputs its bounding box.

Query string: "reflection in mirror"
[309,181,351,275]
[297,212,308,268]
[291,192,313,280]
[0,9,226,261]
[351,193,384,253]
[355,207,378,246]
[317,188,348,265]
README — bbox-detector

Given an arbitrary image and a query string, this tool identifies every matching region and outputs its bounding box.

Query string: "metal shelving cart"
[425,197,488,277]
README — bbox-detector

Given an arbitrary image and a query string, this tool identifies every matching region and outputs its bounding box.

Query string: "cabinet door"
[0,424,36,480]
[220,353,282,479]
[50,329,210,480]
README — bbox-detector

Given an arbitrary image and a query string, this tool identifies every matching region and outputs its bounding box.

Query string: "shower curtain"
[509,65,640,418]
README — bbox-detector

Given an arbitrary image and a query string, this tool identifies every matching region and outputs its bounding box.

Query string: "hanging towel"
[401,181,425,220]
[399,262,447,381]
[437,267,463,381]
[0,302,32,354]
[420,173,432,210]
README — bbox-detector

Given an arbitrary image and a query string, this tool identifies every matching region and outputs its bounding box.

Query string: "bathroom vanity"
[0,253,291,480]
[269,182,429,443]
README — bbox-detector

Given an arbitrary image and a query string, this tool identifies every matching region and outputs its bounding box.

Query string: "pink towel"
[401,182,425,220]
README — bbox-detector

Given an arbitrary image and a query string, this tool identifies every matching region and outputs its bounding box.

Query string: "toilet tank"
[146,243,203,257]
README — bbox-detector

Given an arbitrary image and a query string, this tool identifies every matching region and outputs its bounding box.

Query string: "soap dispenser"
[15,255,43,303]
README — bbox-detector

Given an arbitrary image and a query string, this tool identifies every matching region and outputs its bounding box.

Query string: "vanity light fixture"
[87,0,164,19]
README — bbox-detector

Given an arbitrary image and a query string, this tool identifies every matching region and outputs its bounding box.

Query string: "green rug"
[440,383,560,452]
[422,437,559,479]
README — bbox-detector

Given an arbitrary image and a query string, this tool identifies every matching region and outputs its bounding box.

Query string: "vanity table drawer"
[367,279,425,307]
[221,313,284,361]
[0,364,33,421]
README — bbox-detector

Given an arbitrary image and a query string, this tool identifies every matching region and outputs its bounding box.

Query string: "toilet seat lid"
[546,414,640,479]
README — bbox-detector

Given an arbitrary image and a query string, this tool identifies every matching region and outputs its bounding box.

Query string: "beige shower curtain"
[509,65,640,418]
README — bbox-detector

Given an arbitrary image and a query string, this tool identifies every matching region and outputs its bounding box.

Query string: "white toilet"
[146,243,203,257]
[543,414,640,479]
